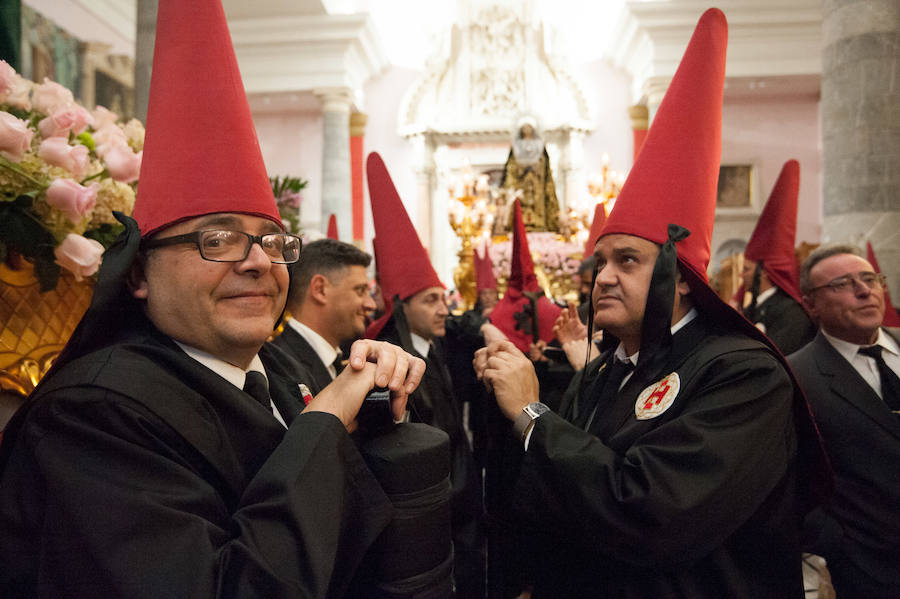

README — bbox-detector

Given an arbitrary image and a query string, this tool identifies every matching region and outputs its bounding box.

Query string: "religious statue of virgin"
[500,117,559,232]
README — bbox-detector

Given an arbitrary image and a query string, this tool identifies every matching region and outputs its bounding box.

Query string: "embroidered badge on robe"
[635,372,680,420]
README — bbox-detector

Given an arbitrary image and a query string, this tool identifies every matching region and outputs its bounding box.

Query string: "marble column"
[821,0,900,298]
[642,76,670,125]
[316,88,353,241]
[559,127,585,215]
[134,0,158,124]
[350,112,367,246]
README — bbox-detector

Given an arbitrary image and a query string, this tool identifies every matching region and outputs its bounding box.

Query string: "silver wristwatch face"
[524,402,549,419]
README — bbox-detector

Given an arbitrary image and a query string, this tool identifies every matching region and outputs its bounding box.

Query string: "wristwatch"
[513,402,550,444]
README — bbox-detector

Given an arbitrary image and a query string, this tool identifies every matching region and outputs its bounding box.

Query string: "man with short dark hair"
[0,2,424,595]
[789,243,900,598]
[271,238,376,394]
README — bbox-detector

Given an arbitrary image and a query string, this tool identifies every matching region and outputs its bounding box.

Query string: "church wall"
[578,59,635,185]
[718,94,822,250]
[252,111,324,234]
[363,65,434,253]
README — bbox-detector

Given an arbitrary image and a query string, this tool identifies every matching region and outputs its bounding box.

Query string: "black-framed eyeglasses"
[807,272,887,295]
[141,229,302,264]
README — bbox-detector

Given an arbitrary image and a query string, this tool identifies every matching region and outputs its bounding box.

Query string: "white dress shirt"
[821,328,900,401]
[286,318,342,379]
[175,341,287,427]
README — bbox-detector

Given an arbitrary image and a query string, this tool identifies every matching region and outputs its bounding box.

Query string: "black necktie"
[332,352,345,377]
[243,371,272,411]
[858,345,900,411]
[575,357,634,430]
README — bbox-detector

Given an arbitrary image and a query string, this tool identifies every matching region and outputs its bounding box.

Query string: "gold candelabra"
[448,171,494,311]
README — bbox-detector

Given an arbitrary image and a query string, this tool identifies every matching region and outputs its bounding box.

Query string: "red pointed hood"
[745,160,803,304]
[365,236,395,339]
[867,242,900,327]
[584,203,607,257]
[599,8,727,284]
[474,243,497,292]
[133,0,280,236]
[489,200,561,352]
[507,200,539,293]
[326,214,339,240]
[366,152,443,303]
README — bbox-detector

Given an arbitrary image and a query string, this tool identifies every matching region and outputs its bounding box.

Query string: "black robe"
[496,315,805,598]
[0,319,393,599]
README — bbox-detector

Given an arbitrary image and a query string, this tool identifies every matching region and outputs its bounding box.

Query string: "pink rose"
[3,74,32,110]
[0,111,34,162]
[46,178,99,224]
[32,79,74,115]
[93,123,127,157]
[38,137,91,179]
[38,105,94,138]
[103,142,142,183]
[54,234,104,281]
[0,60,15,95]
[91,105,118,130]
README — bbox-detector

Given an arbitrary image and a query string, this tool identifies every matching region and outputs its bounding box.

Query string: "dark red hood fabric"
[489,200,561,352]
[867,242,900,327]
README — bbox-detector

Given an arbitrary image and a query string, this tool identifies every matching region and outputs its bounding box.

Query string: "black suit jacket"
[788,329,900,597]
[269,322,335,396]
[747,287,816,356]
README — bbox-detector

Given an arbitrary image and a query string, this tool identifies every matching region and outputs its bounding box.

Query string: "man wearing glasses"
[0,0,425,595]
[789,244,900,598]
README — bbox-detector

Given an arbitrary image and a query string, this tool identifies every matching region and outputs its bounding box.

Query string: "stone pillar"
[559,128,585,215]
[409,133,442,279]
[134,0,158,124]
[629,104,649,162]
[821,0,900,299]
[642,76,670,125]
[350,112,367,246]
[316,88,353,241]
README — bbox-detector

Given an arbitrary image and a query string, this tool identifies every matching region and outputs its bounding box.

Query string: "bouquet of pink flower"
[0,61,143,290]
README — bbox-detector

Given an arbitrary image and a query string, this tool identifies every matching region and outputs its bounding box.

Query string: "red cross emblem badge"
[634,372,680,420]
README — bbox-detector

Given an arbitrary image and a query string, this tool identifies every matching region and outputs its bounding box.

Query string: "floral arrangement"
[0,61,142,291]
[487,232,584,282]
[269,175,306,236]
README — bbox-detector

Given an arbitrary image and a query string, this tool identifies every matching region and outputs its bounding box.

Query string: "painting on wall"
[716,165,754,209]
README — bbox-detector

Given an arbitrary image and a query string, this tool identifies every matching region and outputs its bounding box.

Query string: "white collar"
[286,318,340,368]
[174,341,267,389]
[410,332,432,358]
[755,286,778,305]
[822,327,900,362]
[614,307,699,366]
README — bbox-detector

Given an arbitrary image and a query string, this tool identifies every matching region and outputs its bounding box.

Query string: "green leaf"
[0,201,55,260]
[84,223,125,249]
